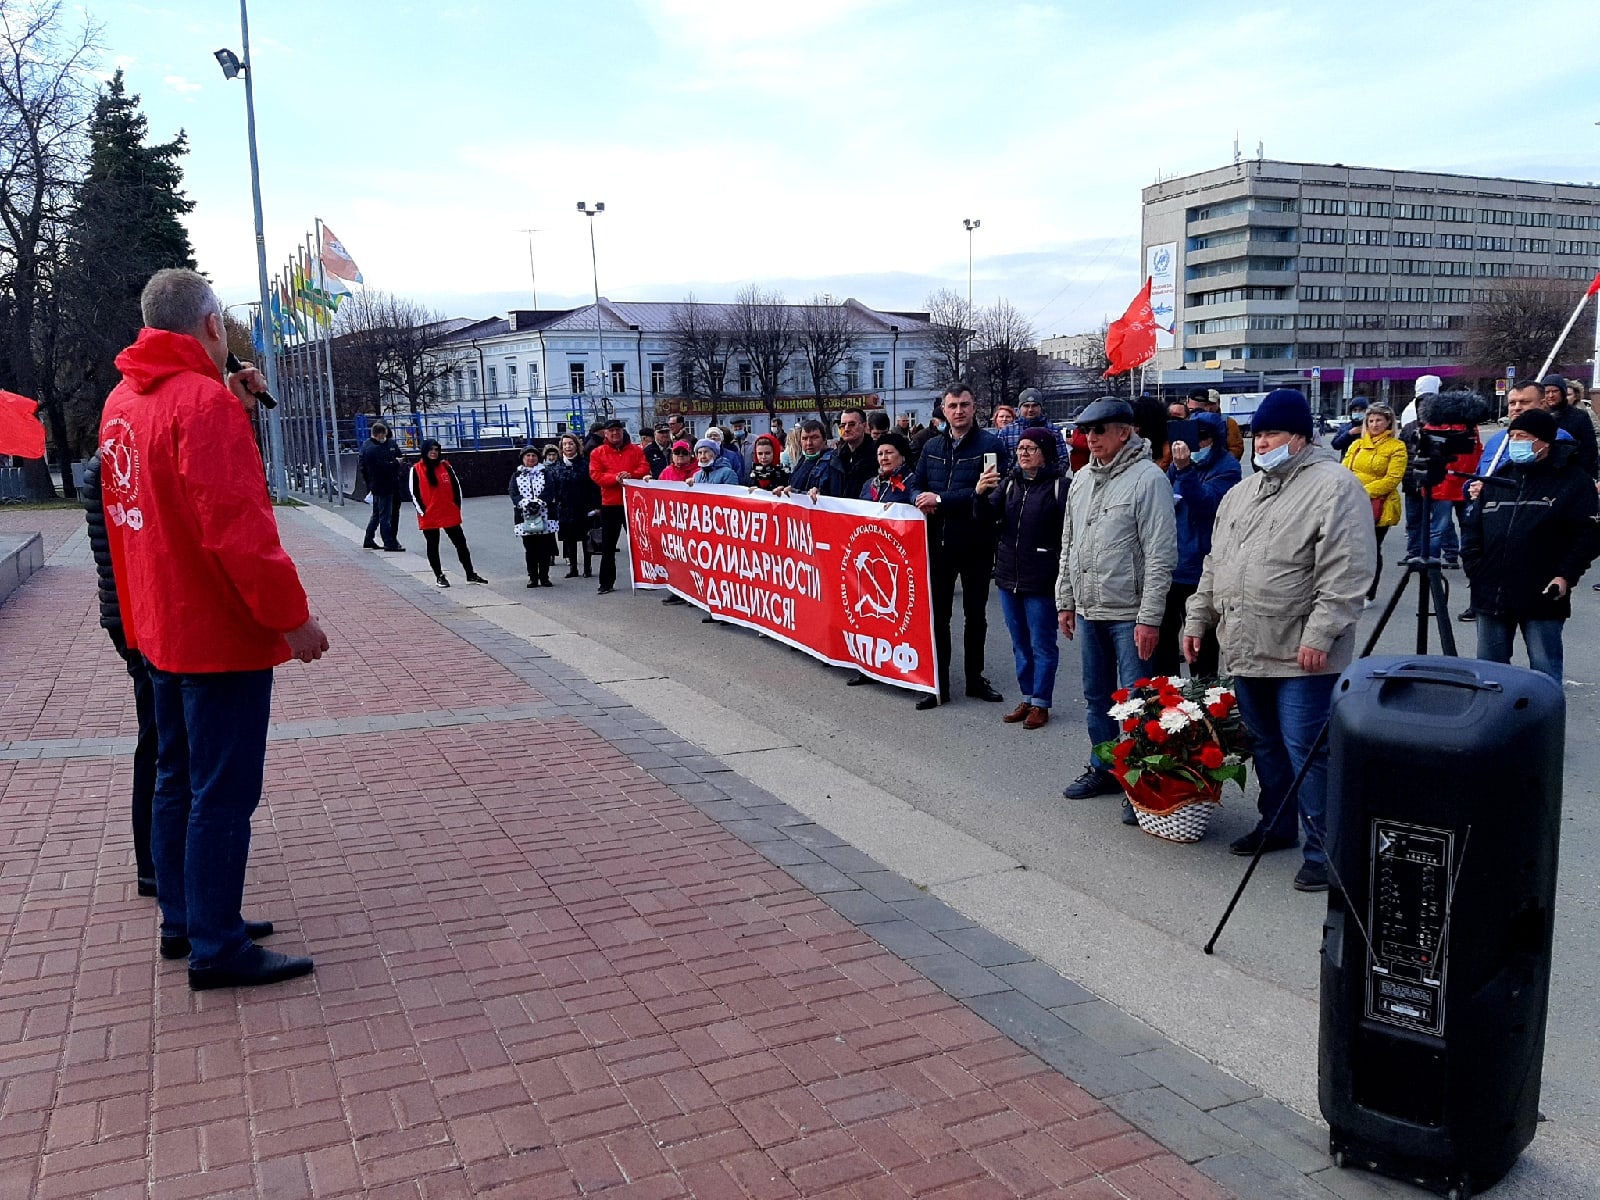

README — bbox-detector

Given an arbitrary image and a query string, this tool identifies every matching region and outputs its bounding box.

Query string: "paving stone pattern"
[0,511,1250,1197]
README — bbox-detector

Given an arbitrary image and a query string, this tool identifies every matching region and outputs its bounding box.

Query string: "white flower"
[1158,707,1194,733]
[1204,687,1228,707]
[1108,699,1145,721]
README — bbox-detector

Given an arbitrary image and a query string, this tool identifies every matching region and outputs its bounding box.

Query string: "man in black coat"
[1540,374,1599,480]
[643,425,672,478]
[909,384,1007,709]
[1462,407,1600,682]
[359,421,406,551]
[833,407,877,499]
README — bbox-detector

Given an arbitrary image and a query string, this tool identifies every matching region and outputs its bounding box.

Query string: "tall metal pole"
[517,228,540,308]
[238,0,286,497]
[578,202,605,417]
[962,218,980,381]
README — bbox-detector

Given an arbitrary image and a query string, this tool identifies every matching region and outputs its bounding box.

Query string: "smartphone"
[1166,418,1201,452]
[983,452,998,474]
[1544,582,1562,597]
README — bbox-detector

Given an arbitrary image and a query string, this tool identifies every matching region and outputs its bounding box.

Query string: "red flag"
[0,390,46,459]
[1587,268,1600,298]
[1102,277,1158,377]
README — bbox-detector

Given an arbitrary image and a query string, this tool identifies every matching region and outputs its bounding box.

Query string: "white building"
[1038,332,1104,368]
[420,297,944,438]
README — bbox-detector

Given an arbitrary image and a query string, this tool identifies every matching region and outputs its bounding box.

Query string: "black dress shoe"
[540,579,554,588]
[382,544,406,552]
[662,595,687,605]
[137,877,158,898]
[362,541,379,549]
[565,567,579,578]
[1062,768,1121,799]
[1293,861,1331,892]
[188,944,313,991]
[845,672,872,686]
[597,586,614,595]
[162,920,276,960]
[1228,828,1299,856]
[914,694,940,711]
[1458,607,1476,621]
[965,680,1004,702]
[526,580,539,589]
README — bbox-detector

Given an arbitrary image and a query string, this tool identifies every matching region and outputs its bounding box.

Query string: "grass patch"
[0,498,81,510]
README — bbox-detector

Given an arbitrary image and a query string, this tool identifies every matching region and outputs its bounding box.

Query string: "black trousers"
[929,540,995,699]
[598,505,625,590]
[423,525,474,577]
[562,517,594,575]
[1154,581,1219,679]
[522,532,557,582]
[109,626,156,882]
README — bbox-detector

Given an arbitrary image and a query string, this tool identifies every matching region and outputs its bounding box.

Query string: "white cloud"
[162,74,201,94]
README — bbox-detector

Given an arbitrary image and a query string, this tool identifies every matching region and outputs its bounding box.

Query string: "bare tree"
[331,289,455,418]
[923,287,972,387]
[1464,279,1588,376]
[797,295,858,428]
[0,1,96,497]
[728,284,796,424]
[668,293,731,422]
[967,299,1037,417]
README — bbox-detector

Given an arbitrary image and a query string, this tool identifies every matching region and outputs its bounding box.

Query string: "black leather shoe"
[137,877,158,898]
[1121,799,1140,826]
[1458,607,1476,621]
[662,595,687,605]
[965,680,1004,702]
[466,573,489,584]
[382,544,406,552]
[1228,828,1299,856]
[597,586,614,595]
[188,944,313,991]
[846,673,872,686]
[361,541,379,550]
[1062,768,1120,799]
[1293,861,1331,892]
[915,694,941,711]
[162,920,276,960]
[565,567,579,578]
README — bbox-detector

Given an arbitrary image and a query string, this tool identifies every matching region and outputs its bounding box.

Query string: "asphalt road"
[345,486,1600,1157]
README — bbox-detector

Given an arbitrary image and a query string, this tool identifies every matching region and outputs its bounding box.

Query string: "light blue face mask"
[1253,442,1291,472]
[1191,446,1212,466]
[1507,439,1538,465]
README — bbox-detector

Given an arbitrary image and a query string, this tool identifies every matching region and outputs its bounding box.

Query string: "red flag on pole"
[0,390,46,459]
[1586,268,1600,297]
[1102,277,1158,377]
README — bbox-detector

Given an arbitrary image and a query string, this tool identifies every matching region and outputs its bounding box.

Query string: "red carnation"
[1113,740,1137,761]
[1112,688,1131,704]
[1123,718,1138,732]
[1134,678,1152,689]
[1160,691,1184,708]
[1144,721,1167,744]
[1207,702,1229,718]
[1199,744,1225,769]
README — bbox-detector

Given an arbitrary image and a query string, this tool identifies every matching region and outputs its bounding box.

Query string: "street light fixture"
[577,202,605,419]
[962,218,981,380]
[215,0,286,498]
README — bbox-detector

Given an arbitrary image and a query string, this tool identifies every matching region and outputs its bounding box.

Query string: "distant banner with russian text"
[624,480,937,693]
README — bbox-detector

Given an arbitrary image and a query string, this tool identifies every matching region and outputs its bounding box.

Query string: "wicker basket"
[1132,802,1215,843]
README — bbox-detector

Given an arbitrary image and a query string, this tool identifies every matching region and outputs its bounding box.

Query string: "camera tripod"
[1204,475,1464,953]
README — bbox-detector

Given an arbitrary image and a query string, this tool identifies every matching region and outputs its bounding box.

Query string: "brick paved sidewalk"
[0,510,1233,1199]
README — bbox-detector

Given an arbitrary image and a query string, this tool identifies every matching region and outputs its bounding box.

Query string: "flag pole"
[303,232,336,501]
[1534,284,1597,381]
[315,219,345,504]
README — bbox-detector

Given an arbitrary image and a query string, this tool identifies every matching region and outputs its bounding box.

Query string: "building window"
[506,363,518,395]
[1477,209,1515,225]
[1436,206,1473,222]
[1302,227,1346,244]
[1300,256,1343,272]
[1517,211,1551,228]
[844,360,860,391]
[709,365,724,393]
[1396,203,1434,220]
[903,359,916,390]
[650,362,665,394]
[1476,236,1509,252]
[1435,260,1473,276]
[1347,286,1388,302]
[467,371,479,400]
[486,366,498,396]
[738,362,753,393]
[609,362,626,393]
[1302,198,1346,215]
[1298,285,1345,301]
[872,360,886,390]
[1392,231,1431,248]
[528,363,539,394]
[1348,201,1393,218]
[569,362,586,394]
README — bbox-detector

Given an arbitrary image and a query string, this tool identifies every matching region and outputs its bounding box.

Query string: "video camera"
[1407,391,1488,490]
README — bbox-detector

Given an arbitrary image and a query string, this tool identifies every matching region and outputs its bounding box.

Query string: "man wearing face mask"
[1183,390,1374,893]
[1155,411,1240,677]
[1460,407,1599,683]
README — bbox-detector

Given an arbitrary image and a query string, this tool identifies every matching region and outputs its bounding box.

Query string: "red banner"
[624,480,938,693]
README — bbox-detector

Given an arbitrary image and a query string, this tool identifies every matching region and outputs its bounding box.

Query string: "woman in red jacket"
[409,440,488,587]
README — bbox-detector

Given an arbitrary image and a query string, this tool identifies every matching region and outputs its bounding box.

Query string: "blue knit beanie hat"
[1253,390,1313,438]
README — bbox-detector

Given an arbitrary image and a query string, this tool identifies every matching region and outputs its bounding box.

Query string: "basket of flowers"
[1093,676,1249,843]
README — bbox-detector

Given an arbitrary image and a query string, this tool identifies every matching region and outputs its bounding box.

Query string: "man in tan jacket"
[1184,390,1375,892]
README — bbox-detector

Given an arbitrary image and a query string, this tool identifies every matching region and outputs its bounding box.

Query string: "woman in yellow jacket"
[1341,403,1408,603]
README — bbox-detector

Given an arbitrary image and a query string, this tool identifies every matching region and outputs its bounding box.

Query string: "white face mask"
[1253,442,1292,472]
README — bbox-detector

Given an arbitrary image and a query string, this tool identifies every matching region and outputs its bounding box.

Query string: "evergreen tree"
[58,68,195,451]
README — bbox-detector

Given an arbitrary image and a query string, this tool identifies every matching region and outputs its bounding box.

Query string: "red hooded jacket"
[98,329,310,673]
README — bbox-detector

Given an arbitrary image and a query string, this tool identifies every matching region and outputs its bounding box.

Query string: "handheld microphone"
[226,352,277,409]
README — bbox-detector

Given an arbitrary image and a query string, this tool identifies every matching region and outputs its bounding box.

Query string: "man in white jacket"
[1056,398,1177,819]
[1184,390,1375,892]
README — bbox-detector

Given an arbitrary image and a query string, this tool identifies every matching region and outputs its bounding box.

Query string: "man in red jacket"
[99,268,329,991]
[587,419,649,594]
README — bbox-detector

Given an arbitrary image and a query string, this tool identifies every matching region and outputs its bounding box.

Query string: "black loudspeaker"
[1319,656,1565,1200]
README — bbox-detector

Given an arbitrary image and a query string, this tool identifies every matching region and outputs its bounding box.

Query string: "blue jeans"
[150,668,274,970]
[1475,615,1564,683]
[1080,619,1153,764]
[999,590,1060,708]
[1404,493,1459,561]
[365,491,400,548]
[1232,674,1338,865]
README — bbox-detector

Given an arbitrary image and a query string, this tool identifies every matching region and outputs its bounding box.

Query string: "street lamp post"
[962,218,980,381]
[215,0,286,498]
[516,228,540,308]
[577,201,605,421]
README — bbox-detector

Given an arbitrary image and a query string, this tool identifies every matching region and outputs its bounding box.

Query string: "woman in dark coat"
[988,428,1069,730]
[509,446,559,587]
[549,433,600,577]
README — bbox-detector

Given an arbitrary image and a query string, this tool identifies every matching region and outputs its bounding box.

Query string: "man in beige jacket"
[1184,390,1375,892]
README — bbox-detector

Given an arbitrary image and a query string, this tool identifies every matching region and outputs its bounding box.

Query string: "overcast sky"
[90,0,1600,339]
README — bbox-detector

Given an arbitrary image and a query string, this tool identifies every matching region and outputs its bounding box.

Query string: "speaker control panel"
[1365,820,1454,1036]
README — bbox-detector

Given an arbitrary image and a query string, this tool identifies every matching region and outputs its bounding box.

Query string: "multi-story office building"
[1141,159,1600,405]
[1038,332,1105,368]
